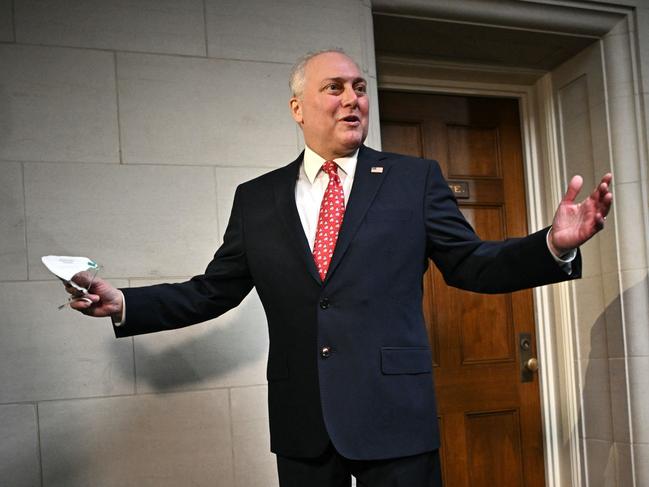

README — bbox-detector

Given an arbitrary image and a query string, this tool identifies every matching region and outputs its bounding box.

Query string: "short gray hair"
[289,48,358,98]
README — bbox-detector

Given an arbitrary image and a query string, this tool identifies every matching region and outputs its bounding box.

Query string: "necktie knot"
[322,160,340,184]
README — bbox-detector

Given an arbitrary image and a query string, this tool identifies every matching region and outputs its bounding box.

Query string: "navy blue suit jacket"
[118,146,580,460]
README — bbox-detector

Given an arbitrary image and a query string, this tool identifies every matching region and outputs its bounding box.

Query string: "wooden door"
[380,92,544,487]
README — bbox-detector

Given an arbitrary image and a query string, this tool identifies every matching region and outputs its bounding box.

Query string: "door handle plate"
[520,332,537,383]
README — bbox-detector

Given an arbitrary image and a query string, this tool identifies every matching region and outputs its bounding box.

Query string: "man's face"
[290,52,369,160]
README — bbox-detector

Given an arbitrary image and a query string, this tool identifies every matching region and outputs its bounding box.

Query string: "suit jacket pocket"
[381,347,432,375]
[266,355,289,382]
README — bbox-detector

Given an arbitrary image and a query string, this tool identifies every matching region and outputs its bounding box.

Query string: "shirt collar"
[303,145,359,184]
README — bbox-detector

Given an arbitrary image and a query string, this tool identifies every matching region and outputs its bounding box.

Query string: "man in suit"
[67,49,612,486]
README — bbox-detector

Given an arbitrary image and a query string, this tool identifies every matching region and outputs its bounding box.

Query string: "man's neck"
[303,145,359,184]
[305,144,361,162]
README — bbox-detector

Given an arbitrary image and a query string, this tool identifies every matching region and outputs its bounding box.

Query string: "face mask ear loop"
[57,263,103,310]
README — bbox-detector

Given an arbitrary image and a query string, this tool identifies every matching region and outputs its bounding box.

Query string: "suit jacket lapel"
[273,153,322,284]
[325,146,390,283]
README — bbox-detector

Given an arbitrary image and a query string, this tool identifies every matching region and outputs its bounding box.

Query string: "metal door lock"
[519,333,538,382]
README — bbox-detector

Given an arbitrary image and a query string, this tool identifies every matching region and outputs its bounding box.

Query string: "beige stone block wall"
[0,163,27,280]
[0,45,120,163]
[0,1,375,485]
[569,7,649,485]
[550,7,649,482]
[0,0,13,42]
[0,404,40,487]
[38,390,233,487]
[14,0,207,56]
[2,1,646,485]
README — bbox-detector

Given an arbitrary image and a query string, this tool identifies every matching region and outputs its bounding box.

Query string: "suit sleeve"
[424,160,581,293]
[115,186,254,337]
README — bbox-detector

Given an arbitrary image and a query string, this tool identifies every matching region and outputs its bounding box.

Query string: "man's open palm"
[549,173,613,256]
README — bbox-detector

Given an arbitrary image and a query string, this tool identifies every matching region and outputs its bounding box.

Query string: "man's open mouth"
[340,115,360,123]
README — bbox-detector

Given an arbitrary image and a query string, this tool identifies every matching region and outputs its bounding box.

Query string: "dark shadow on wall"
[33,292,268,485]
[579,273,648,484]
[0,85,9,154]
[116,290,268,392]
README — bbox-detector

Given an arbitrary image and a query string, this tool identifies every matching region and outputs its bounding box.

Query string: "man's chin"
[338,133,366,152]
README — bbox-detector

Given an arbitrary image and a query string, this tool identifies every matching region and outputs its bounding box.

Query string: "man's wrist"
[547,227,570,259]
[546,228,577,263]
[111,290,126,326]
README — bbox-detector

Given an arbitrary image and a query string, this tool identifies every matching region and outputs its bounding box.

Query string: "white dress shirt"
[295,145,358,250]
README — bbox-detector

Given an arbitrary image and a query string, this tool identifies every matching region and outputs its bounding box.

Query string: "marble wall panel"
[131,280,268,393]
[603,26,635,100]
[205,0,364,67]
[637,7,649,94]
[634,442,649,487]
[0,280,133,403]
[0,0,13,42]
[602,271,624,359]
[579,357,613,442]
[117,53,297,167]
[24,163,219,280]
[615,442,633,487]
[230,385,278,487]
[614,181,648,271]
[15,0,205,56]
[608,358,630,443]
[0,404,40,487]
[574,276,607,360]
[0,162,27,280]
[607,94,644,185]
[0,45,119,163]
[620,269,649,357]
[39,389,233,487]
[584,439,616,487]
[627,356,649,443]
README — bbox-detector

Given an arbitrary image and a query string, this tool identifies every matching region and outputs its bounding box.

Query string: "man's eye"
[355,84,367,94]
[326,83,341,91]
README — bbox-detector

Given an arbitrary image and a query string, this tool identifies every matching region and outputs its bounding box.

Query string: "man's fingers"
[594,173,613,197]
[68,293,100,308]
[563,174,583,203]
[71,270,96,289]
[600,191,613,218]
[600,172,613,186]
[64,283,79,295]
[69,297,92,310]
[592,175,613,212]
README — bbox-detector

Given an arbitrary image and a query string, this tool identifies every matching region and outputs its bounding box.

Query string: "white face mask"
[41,255,99,293]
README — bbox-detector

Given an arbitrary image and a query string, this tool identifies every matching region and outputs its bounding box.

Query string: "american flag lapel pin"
[371,166,384,174]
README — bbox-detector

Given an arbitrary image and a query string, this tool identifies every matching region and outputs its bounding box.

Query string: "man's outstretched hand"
[549,173,613,257]
[65,271,124,321]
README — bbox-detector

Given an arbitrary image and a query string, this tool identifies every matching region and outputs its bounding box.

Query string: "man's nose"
[341,86,358,107]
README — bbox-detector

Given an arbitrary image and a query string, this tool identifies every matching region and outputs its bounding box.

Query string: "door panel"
[466,410,524,486]
[380,92,543,487]
[447,124,501,177]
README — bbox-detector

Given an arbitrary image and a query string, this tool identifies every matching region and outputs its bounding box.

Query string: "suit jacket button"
[319,298,330,309]
[320,346,332,359]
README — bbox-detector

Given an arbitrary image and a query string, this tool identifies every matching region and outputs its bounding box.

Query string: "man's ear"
[289,97,303,124]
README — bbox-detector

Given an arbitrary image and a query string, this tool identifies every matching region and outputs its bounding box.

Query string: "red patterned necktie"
[313,161,345,281]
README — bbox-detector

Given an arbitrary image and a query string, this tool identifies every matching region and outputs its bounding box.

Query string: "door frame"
[376,59,573,487]
[373,2,645,482]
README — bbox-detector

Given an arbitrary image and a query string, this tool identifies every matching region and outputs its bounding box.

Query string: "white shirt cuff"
[546,228,577,274]
[111,290,126,327]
